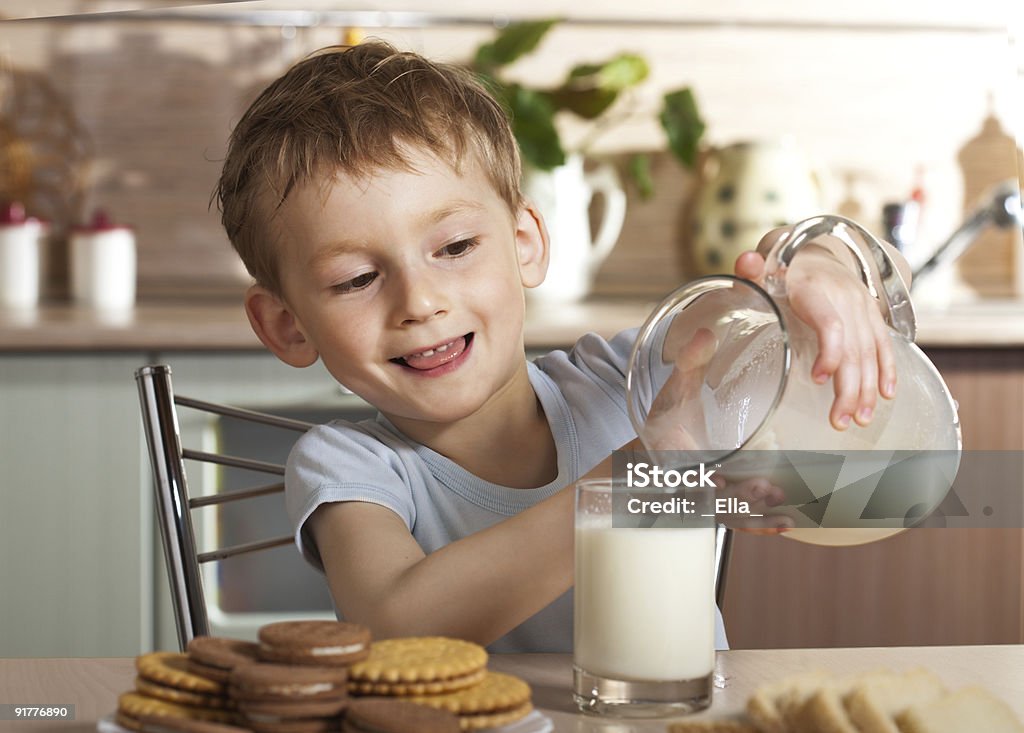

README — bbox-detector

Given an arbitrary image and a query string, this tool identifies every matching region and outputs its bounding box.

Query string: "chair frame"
[135,364,313,649]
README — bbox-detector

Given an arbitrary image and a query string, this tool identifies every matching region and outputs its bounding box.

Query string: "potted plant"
[470,19,705,301]
[470,18,705,196]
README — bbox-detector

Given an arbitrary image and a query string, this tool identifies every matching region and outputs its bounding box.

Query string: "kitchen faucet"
[910,179,1023,288]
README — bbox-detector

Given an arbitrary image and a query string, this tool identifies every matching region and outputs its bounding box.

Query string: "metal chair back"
[135,364,313,649]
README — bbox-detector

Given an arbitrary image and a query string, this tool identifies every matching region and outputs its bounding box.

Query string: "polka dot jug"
[690,139,821,275]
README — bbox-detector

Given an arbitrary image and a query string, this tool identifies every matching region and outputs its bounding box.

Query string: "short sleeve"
[285,421,417,571]
[537,328,639,410]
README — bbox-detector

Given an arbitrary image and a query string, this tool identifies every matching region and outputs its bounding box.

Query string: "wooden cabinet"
[722,348,1024,648]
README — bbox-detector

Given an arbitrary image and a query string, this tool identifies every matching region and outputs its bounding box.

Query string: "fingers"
[643,329,718,451]
[733,250,766,283]
[823,311,879,429]
[715,476,795,534]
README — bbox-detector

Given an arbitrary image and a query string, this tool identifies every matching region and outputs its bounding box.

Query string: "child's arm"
[307,462,597,645]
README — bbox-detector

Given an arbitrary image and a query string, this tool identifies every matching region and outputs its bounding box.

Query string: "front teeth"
[413,341,452,358]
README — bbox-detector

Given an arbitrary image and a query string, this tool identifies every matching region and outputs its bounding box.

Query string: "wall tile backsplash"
[1,2,1020,301]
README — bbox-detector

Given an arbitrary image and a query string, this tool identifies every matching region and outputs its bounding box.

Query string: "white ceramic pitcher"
[523,154,627,302]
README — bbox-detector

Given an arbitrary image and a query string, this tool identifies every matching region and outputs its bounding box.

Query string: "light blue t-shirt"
[286,329,729,652]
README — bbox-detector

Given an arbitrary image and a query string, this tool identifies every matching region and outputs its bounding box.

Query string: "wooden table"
[2,646,1022,732]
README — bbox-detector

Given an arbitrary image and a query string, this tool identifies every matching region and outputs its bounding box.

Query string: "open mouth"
[391,333,474,372]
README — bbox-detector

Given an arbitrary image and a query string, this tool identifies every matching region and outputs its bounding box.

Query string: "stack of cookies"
[114,621,534,733]
[346,636,533,730]
[668,667,1024,733]
[116,650,246,730]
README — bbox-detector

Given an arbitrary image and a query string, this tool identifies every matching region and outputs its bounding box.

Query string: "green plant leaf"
[506,86,565,170]
[568,54,649,92]
[549,87,618,120]
[660,87,705,168]
[627,153,655,200]
[473,19,560,72]
[551,54,648,119]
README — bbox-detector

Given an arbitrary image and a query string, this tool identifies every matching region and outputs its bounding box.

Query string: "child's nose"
[394,269,448,324]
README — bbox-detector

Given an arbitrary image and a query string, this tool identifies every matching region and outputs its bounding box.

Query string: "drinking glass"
[573,477,715,717]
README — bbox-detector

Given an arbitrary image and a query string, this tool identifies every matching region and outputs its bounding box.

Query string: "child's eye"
[333,271,378,294]
[436,238,479,258]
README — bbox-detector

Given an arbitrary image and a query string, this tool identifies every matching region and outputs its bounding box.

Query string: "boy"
[215,41,908,652]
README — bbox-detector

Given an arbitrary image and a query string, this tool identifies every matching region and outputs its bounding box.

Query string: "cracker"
[844,668,946,733]
[791,688,859,733]
[134,677,233,709]
[117,692,238,728]
[456,701,533,731]
[407,671,530,716]
[137,653,226,696]
[897,687,1024,733]
[746,671,831,733]
[347,637,488,685]
[349,668,486,696]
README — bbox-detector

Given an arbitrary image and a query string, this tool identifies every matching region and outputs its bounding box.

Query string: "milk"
[574,525,716,681]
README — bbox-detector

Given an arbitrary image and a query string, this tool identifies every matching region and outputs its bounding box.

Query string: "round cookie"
[347,637,487,686]
[117,692,239,731]
[238,697,348,718]
[258,621,371,666]
[342,698,460,733]
[187,637,260,683]
[137,652,226,696]
[134,677,234,709]
[456,703,534,731]
[408,671,532,730]
[230,663,349,703]
[349,668,486,696]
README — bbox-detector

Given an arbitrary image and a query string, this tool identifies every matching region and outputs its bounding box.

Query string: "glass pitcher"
[626,215,962,546]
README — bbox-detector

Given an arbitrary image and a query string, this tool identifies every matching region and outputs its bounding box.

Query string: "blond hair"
[215,41,522,294]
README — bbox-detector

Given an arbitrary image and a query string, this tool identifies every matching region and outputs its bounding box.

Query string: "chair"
[135,364,315,650]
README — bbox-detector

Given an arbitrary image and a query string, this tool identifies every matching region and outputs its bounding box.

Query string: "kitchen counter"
[0,297,1023,352]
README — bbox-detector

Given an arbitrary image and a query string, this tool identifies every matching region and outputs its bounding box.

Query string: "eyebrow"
[309,199,488,268]
[418,199,488,226]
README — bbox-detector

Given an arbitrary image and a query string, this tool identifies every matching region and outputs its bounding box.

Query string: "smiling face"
[246,146,549,435]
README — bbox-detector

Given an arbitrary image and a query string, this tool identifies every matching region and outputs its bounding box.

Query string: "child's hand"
[734,228,897,431]
[642,328,716,451]
[714,475,794,535]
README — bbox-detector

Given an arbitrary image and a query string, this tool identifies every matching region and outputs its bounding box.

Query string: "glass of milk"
[573,478,716,717]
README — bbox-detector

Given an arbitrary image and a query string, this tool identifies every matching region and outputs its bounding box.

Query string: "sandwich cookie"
[341,698,460,733]
[257,621,371,666]
[187,637,261,683]
[230,662,349,733]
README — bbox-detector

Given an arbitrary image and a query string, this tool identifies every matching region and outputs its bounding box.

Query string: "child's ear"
[515,199,550,289]
[244,285,319,368]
